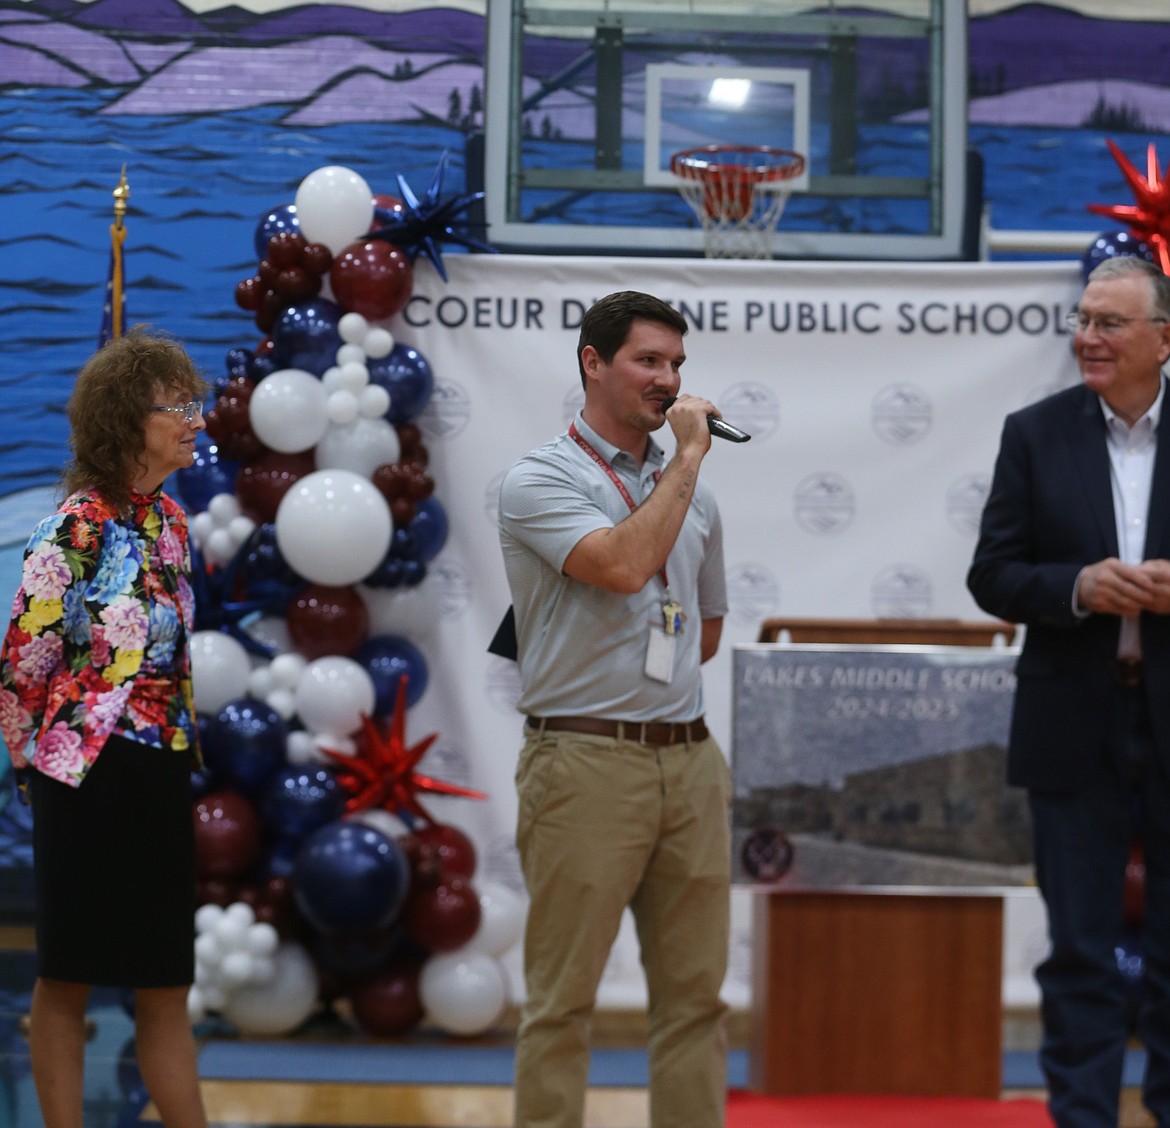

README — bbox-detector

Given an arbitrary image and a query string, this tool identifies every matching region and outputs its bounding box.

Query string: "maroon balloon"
[193,791,263,880]
[267,230,307,268]
[205,377,264,461]
[235,449,316,524]
[196,877,239,908]
[401,875,482,953]
[402,822,478,880]
[235,276,262,311]
[286,583,370,659]
[349,959,425,1036]
[330,240,413,321]
[238,875,299,938]
[302,242,333,275]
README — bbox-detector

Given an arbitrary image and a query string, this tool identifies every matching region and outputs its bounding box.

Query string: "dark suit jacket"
[968,381,1170,793]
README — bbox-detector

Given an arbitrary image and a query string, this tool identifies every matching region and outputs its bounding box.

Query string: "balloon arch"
[177,161,519,1039]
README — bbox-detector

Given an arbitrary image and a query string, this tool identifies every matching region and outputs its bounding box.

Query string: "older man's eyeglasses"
[151,400,204,423]
[1064,310,1169,336]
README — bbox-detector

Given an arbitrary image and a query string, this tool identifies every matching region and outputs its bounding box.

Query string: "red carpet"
[726,1092,1053,1127]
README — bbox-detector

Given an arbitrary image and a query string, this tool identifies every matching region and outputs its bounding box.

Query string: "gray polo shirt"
[498,413,727,721]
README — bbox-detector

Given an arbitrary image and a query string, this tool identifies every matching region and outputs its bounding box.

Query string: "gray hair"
[1086,256,1170,319]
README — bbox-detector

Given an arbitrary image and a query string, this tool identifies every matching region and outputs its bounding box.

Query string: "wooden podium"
[748,618,1018,1098]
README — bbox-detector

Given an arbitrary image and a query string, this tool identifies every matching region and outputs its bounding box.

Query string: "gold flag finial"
[112,166,130,230]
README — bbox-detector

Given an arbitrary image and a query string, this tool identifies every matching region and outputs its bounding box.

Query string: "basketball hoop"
[670,145,806,260]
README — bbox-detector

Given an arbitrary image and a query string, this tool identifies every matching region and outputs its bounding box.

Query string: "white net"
[671,147,805,260]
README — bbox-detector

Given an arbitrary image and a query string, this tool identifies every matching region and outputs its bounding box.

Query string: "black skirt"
[31,732,196,987]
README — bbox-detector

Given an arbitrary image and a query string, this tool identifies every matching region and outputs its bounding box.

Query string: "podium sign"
[732,643,1028,890]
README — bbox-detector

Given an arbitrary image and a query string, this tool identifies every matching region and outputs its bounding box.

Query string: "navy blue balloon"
[365,554,406,589]
[313,927,399,980]
[293,822,411,935]
[390,527,418,561]
[409,497,448,563]
[175,437,241,514]
[1082,229,1158,282]
[204,697,288,796]
[368,343,434,423]
[271,298,342,376]
[262,766,346,841]
[255,203,299,260]
[402,560,427,587]
[354,634,428,713]
[248,353,277,382]
[225,347,252,380]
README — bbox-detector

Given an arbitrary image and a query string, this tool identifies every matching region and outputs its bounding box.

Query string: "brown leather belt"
[1114,658,1143,688]
[526,715,708,746]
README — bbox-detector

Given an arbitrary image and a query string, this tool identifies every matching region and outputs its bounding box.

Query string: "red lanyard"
[569,422,667,589]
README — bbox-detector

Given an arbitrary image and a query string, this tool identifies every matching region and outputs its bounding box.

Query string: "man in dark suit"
[969,256,1170,1127]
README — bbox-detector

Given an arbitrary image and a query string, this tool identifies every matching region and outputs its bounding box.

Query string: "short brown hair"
[577,291,688,388]
[63,326,209,512]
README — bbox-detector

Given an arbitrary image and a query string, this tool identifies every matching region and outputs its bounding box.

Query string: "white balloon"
[360,579,440,639]
[195,932,222,965]
[220,951,255,986]
[337,349,368,372]
[201,983,228,1012]
[338,312,370,344]
[191,631,253,714]
[467,882,526,958]
[269,652,307,688]
[222,942,320,1037]
[349,808,410,838]
[228,515,256,542]
[286,730,321,764]
[314,417,401,479]
[190,510,215,546]
[363,327,394,358]
[224,902,256,928]
[245,922,280,956]
[247,666,274,699]
[359,384,391,419]
[206,527,236,567]
[420,950,509,1037]
[295,656,375,736]
[267,687,298,721]
[327,390,360,425]
[208,493,241,523]
[249,368,329,454]
[187,985,207,1024]
[294,166,374,255]
[195,902,225,934]
[275,469,392,585]
[321,365,345,392]
[244,615,291,655]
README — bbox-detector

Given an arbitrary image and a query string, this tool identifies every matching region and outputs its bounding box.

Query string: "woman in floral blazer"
[0,327,210,1128]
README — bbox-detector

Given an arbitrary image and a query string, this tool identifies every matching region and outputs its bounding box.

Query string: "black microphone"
[661,396,751,443]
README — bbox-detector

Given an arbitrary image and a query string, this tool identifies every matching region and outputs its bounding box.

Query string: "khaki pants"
[513,727,731,1128]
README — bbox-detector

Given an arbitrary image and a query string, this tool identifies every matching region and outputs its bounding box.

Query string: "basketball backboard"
[483,0,968,259]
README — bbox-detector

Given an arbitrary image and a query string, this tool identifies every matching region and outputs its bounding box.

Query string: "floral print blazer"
[0,487,200,788]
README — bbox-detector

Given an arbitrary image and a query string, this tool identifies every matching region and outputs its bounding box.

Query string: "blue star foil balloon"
[190,530,300,657]
[367,151,495,282]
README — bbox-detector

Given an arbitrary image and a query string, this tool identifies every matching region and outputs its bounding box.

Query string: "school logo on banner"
[719,381,780,441]
[946,473,990,535]
[794,472,855,534]
[871,383,933,446]
[726,562,780,625]
[871,562,933,617]
[417,379,472,440]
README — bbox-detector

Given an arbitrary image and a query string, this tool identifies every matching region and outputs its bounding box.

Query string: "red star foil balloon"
[1087,139,1170,274]
[322,675,486,825]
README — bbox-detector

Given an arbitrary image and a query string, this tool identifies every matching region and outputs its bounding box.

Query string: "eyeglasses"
[1065,310,1169,336]
[151,400,204,423]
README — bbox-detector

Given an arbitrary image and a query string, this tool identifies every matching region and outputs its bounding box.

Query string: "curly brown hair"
[63,326,209,513]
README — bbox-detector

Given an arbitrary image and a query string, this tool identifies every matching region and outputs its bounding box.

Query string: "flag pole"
[107,167,129,341]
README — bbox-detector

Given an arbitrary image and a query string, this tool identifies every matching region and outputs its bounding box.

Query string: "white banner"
[390,255,1082,1006]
